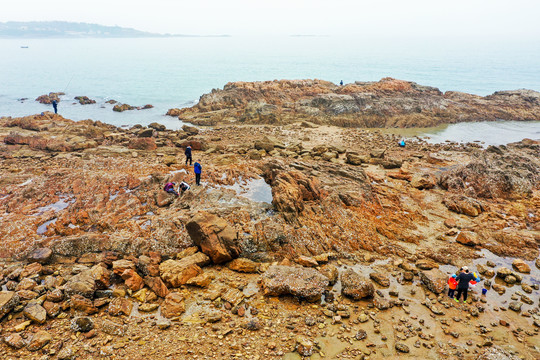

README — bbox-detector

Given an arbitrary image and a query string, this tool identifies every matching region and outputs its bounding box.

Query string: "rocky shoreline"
[0,109,539,359]
[171,78,540,127]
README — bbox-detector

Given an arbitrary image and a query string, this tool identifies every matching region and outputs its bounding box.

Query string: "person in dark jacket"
[52,100,58,114]
[185,145,192,165]
[455,266,475,303]
[194,161,202,186]
[179,181,190,194]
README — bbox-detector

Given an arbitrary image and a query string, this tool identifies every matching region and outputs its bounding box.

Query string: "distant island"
[0,21,230,38]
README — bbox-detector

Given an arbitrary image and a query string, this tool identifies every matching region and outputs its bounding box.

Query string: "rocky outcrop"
[176,78,540,127]
[185,212,240,264]
[261,265,329,301]
[74,96,96,105]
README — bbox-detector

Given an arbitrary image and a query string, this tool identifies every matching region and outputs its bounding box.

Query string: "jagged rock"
[90,264,111,289]
[64,269,96,298]
[20,262,42,278]
[23,303,47,324]
[340,269,374,300]
[369,272,390,287]
[261,265,329,302]
[345,152,368,165]
[70,294,98,315]
[271,170,326,218]
[477,346,520,360]
[227,258,260,273]
[186,211,240,264]
[186,272,213,288]
[419,269,446,294]
[71,317,94,332]
[57,347,75,360]
[0,291,21,318]
[410,173,437,189]
[27,247,53,264]
[3,333,26,349]
[16,278,37,291]
[27,330,52,351]
[43,301,61,318]
[161,292,185,318]
[222,288,245,306]
[319,264,339,285]
[108,297,133,316]
[46,289,64,303]
[443,195,484,217]
[112,259,136,276]
[74,96,96,105]
[159,259,203,288]
[121,269,144,291]
[144,276,169,298]
[512,259,531,273]
[295,255,318,267]
[456,231,479,246]
[415,259,439,270]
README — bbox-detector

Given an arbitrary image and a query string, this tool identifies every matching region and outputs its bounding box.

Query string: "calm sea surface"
[0,36,539,143]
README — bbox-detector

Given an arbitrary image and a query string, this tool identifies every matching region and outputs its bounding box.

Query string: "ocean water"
[1,36,539,141]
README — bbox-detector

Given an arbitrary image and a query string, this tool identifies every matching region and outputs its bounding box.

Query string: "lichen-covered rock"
[340,269,374,300]
[261,265,329,301]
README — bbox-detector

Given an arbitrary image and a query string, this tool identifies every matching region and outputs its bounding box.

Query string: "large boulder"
[27,247,53,264]
[261,265,329,302]
[340,269,374,300]
[186,212,240,264]
[23,303,47,324]
[419,269,447,294]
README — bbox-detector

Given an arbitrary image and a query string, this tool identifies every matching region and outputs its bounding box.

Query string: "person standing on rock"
[455,266,475,303]
[194,160,202,186]
[185,145,192,165]
[340,80,344,86]
[52,100,58,114]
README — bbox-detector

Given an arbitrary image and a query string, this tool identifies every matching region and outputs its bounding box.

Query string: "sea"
[1,36,539,145]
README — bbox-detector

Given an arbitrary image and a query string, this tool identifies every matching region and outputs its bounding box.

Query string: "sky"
[1,0,540,38]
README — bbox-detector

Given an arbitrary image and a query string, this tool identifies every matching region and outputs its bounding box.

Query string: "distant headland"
[0,21,230,38]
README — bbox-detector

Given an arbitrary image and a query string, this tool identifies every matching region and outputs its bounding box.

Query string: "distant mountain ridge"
[0,21,229,38]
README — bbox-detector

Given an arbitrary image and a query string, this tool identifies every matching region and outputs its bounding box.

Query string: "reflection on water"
[223,177,273,204]
[383,120,540,146]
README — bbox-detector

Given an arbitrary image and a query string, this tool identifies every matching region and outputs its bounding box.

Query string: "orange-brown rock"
[108,297,133,316]
[144,276,169,298]
[70,294,98,315]
[186,211,240,264]
[121,269,144,291]
[161,292,185,318]
[227,258,260,273]
[456,231,479,246]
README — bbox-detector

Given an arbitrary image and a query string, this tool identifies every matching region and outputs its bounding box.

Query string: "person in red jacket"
[448,274,458,298]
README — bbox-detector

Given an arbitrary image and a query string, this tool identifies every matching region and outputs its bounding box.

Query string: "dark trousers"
[455,288,468,301]
[195,173,201,186]
[53,106,57,114]
[448,288,455,298]
[185,155,192,165]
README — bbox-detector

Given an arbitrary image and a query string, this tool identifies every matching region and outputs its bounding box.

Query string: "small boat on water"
[21,46,29,48]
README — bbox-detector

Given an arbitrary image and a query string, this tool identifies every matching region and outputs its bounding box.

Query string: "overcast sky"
[1,0,540,38]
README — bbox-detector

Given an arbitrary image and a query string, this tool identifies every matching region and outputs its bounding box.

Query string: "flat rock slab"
[262,265,329,302]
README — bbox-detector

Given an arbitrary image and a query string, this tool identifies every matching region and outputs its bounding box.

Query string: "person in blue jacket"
[185,145,192,165]
[194,161,202,186]
[52,100,58,114]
